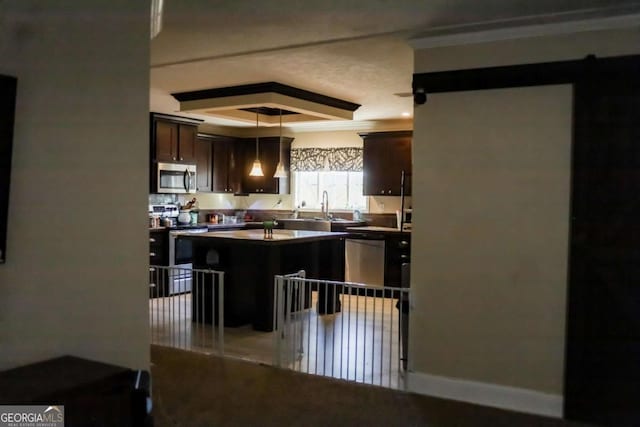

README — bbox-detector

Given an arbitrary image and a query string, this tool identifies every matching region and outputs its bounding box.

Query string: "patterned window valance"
[290,147,363,172]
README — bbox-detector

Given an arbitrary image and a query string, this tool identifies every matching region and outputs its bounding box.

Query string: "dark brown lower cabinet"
[384,235,411,287]
[149,230,169,298]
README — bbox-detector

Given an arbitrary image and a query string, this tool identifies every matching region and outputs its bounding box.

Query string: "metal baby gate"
[273,271,410,390]
[149,265,225,355]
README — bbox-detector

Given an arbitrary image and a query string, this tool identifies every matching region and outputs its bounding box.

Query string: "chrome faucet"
[321,190,329,219]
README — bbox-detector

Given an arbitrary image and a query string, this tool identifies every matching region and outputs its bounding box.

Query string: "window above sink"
[293,171,367,212]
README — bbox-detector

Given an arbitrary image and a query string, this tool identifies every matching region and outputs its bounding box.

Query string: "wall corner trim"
[407,371,563,418]
[409,13,640,50]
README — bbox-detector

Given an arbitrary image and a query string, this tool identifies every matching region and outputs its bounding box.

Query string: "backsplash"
[190,209,398,228]
[149,192,409,214]
[149,193,179,205]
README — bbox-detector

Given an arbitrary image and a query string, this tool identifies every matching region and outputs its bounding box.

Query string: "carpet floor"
[150,345,588,427]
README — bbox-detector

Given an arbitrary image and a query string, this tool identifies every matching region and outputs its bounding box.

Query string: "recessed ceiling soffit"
[171,82,361,127]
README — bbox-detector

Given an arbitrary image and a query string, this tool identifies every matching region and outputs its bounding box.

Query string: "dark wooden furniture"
[565,59,640,427]
[150,113,201,164]
[0,75,16,264]
[361,131,412,196]
[149,113,203,193]
[0,356,152,427]
[413,54,640,426]
[194,134,213,192]
[384,234,411,288]
[149,229,169,298]
[211,136,241,193]
[240,136,292,194]
[186,230,346,331]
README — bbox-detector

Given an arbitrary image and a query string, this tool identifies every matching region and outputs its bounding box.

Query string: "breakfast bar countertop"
[181,229,348,245]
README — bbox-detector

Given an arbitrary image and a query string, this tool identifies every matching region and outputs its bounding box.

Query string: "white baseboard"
[407,371,563,418]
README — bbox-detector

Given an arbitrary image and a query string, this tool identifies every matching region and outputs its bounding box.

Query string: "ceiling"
[150,0,640,131]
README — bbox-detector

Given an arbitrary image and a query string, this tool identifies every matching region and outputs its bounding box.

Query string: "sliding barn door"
[565,60,640,426]
[0,75,17,264]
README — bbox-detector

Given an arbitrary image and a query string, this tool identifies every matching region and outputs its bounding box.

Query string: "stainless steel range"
[149,204,208,295]
[168,227,207,294]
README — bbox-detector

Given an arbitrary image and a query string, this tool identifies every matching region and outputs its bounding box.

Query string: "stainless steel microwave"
[157,162,196,194]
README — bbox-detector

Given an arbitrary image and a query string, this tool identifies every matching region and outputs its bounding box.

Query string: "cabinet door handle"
[150,252,156,257]
[180,157,184,161]
[400,254,410,260]
[398,240,409,248]
[149,283,156,288]
[149,267,156,272]
[173,157,176,161]
[380,190,385,194]
[149,238,156,243]
[388,190,392,194]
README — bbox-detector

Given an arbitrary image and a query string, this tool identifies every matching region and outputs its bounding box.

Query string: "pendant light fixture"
[249,110,264,177]
[273,109,287,178]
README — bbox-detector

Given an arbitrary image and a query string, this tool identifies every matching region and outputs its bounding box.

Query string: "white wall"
[411,85,571,410]
[291,130,363,149]
[0,1,149,370]
[415,28,640,73]
[409,28,640,416]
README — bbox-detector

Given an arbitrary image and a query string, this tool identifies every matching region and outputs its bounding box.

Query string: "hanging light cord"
[279,109,282,142]
[255,110,259,159]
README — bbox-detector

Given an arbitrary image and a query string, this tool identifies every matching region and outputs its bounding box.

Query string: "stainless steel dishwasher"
[345,233,385,287]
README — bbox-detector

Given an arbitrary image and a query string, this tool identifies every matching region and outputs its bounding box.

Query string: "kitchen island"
[182,229,347,331]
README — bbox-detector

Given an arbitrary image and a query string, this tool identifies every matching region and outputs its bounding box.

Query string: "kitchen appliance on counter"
[149,203,179,227]
[156,162,196,194]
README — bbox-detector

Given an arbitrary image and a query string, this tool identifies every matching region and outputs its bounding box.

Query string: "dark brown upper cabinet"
[150,113,202,164]
[240,136,292,194]
[360,131,412,196]
[211,137,241,194]
[194,134,213,192]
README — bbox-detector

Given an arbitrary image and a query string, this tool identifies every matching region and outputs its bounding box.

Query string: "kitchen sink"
[279,218,365,232]
[280,218,332,231]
